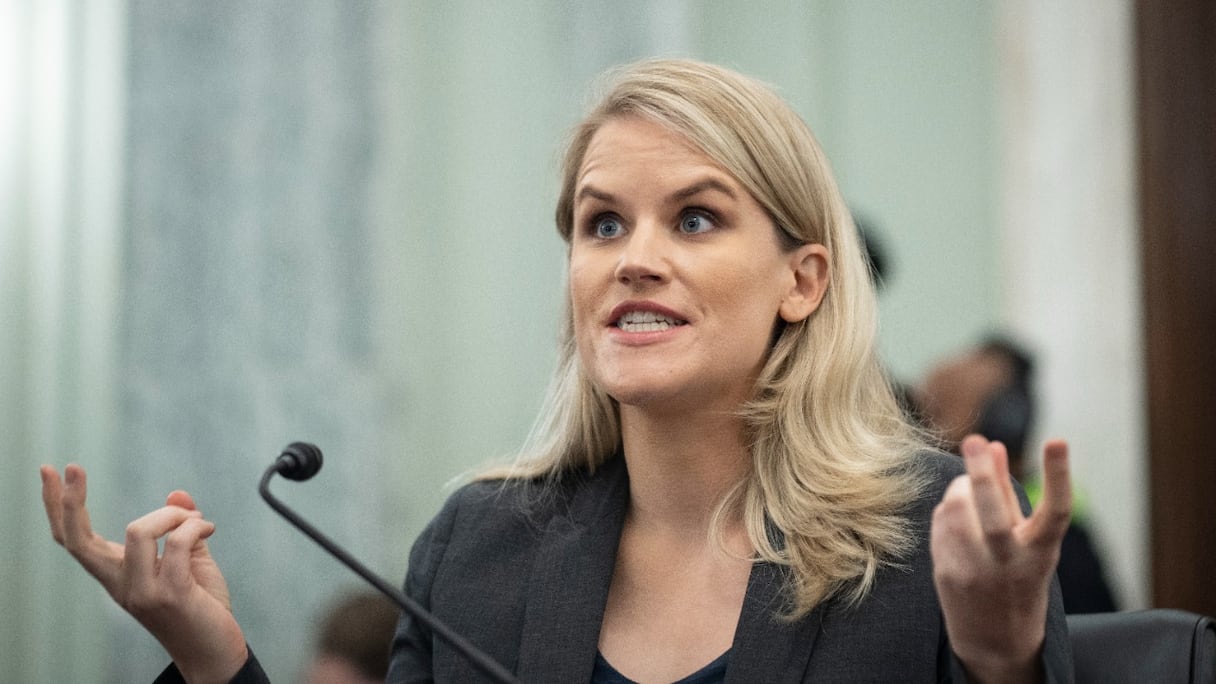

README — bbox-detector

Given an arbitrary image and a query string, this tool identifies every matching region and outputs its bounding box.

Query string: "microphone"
[272,441,323,481]
[259,442,519,684]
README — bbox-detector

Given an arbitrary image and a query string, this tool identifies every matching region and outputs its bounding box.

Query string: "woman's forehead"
[575,116,737,193]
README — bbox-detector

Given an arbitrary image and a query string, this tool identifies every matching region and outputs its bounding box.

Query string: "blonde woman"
[42,59,1072,683]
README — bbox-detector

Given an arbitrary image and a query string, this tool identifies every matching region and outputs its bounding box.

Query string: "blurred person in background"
[305,591,399,684]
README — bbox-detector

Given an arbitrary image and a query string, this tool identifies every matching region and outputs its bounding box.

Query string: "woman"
[41,59,1072,683]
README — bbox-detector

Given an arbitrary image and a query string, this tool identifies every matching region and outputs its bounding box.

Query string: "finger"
[994,441,1023,519]
[932,475,980,543]
[1026,439,1072,546]
[60,464,98,552]
[165,490,198,511]
[961,436,1019,554]
[159,517,216,588]
[40,466,66,544]
[931,476,983,580]
[976,436,1017,508]
[123,506,204,586]
[55,464,133,586]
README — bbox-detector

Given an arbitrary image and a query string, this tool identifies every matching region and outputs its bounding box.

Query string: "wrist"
[165,621,248,684]
[956,645,1043,684]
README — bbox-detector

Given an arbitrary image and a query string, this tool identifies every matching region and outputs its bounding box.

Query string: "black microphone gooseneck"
[258,442,519,684]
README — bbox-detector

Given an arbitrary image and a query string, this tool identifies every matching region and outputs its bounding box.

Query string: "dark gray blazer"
[387,451,1073,683]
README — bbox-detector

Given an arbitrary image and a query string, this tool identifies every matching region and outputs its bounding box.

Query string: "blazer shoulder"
[906,447,1036,516]
[913,448,966,485]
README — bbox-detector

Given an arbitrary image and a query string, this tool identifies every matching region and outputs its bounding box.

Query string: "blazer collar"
[725,561,823,683]
[515,456,821,683]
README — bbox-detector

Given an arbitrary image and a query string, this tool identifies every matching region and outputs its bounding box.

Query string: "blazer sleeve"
[1036,570,1074,684]
[385,486,465,684]
[152,646,270,684]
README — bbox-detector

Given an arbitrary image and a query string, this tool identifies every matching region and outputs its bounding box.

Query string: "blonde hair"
[485,59,930,616]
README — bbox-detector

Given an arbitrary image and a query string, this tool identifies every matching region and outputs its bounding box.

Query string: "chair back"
[1067,609,1215,683]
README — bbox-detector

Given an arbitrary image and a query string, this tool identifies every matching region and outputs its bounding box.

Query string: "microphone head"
[277,442,323,481]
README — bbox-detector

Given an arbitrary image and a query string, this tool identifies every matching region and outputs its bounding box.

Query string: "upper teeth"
[617,310,683,332]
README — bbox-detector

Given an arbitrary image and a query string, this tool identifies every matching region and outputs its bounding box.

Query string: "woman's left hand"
[930,435,1071,684]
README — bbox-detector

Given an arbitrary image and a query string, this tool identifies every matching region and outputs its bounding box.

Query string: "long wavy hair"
[482,58,931,616]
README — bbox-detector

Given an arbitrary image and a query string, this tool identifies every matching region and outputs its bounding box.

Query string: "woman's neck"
[617,405,752,536]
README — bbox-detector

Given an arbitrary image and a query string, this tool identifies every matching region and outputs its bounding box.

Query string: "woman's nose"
[614,220,671,286]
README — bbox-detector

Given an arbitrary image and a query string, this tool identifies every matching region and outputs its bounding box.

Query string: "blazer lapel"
[516,458,629,683]
[725,561,823,684]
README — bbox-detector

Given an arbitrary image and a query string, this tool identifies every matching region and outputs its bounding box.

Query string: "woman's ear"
[779,243,830,323]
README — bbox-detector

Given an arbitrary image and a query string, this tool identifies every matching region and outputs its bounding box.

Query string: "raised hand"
[40,464,249,684]
[930,436,1071,683]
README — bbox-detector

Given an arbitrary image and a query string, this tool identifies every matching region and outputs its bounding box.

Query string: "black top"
[592,650,730,684]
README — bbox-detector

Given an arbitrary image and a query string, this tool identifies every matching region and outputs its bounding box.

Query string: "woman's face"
[568,115,827,415]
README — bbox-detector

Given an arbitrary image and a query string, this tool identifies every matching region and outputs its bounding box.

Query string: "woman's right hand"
[40,464,249,684]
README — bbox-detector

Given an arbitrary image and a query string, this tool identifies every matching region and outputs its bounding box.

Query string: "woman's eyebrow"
[669,178,737,203]
[574,184,615,205]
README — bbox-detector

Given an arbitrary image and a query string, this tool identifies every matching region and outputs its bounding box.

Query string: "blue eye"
[679,211,716,234]
[594,216,624,238]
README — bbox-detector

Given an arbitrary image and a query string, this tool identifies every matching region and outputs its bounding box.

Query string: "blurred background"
[2,1,1210,682]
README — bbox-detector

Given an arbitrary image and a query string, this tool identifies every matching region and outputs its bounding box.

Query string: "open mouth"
[615,310,688,333]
